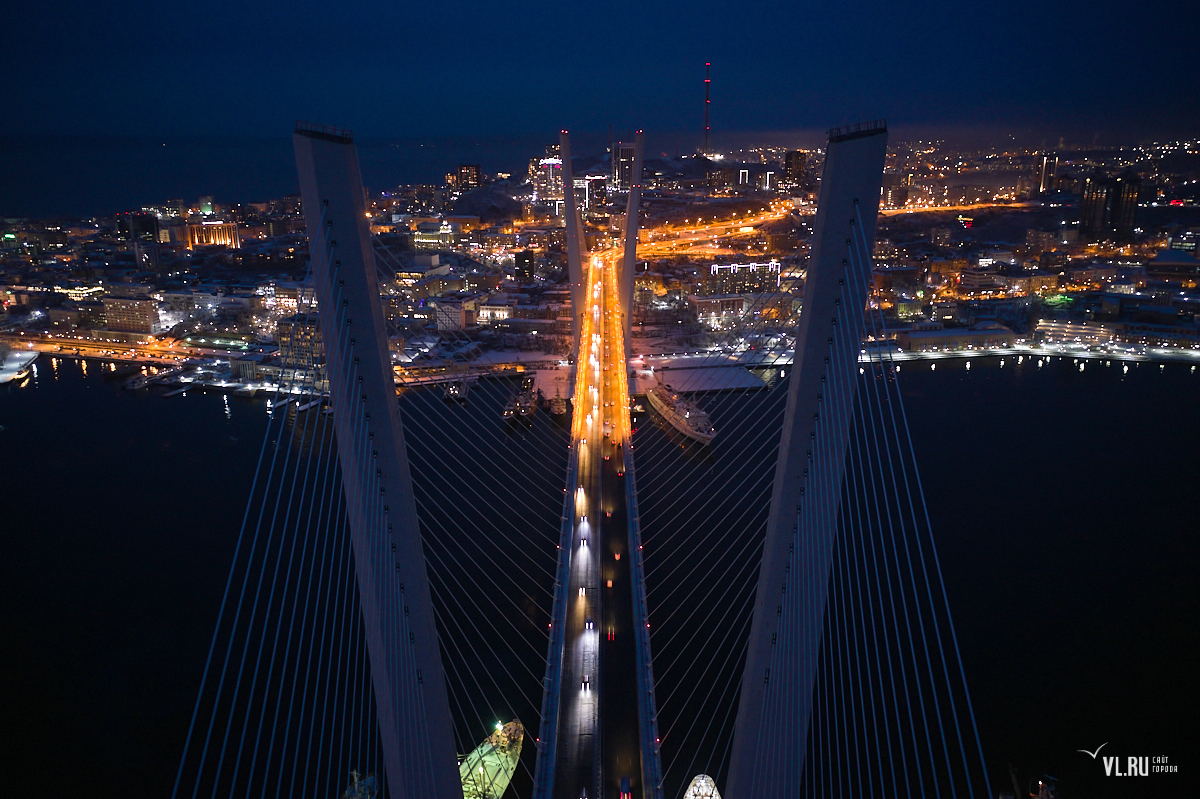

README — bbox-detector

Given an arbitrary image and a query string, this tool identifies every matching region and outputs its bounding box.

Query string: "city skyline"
[3,3,1198,798]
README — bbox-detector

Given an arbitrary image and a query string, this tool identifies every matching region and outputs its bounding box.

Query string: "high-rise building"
[103,296,160,334]
[612,142,638,190]
[528,145,563,203]
[572,174,608,210]
[882,184,909,209]
[515,250,536,281]
[784,150,807,184]
[455,164,481,190]
[1038,154,1059,194]
[1081,173,1140,241]
[276,312,323,375]
[115,211,159,241]
[133,239,160,271]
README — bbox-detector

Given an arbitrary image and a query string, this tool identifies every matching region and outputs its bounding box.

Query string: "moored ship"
[459,720,524,799]
[646,379,715,445]
[444,378,470,402]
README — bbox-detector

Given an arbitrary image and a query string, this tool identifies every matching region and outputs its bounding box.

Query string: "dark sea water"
[1,354,1197,799]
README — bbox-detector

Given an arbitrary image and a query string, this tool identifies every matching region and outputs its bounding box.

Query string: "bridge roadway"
[551,248,643,799]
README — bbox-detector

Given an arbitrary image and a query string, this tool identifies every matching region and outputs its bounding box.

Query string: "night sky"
[4,0,1199,142]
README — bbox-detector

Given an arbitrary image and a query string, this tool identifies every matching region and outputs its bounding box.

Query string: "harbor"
[0,349,39,385]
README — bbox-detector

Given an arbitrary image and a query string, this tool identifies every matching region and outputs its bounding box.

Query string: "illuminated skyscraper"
[528,144,564,202]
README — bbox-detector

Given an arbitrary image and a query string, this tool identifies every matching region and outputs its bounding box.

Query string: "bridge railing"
[532,446,582,799]
[622,443,665,799]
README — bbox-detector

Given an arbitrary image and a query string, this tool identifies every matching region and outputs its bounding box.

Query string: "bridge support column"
[728,122,888,799]
[560,131,588,358]
[294,124,461,799]
[619,132,644,345]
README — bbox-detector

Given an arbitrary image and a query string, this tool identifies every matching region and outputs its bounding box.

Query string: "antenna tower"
[703,62,711,155]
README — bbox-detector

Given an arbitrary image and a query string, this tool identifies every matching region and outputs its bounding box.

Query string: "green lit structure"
[460,720,525,799]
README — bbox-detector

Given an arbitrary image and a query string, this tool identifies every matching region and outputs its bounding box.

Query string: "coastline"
[0,350,38,384]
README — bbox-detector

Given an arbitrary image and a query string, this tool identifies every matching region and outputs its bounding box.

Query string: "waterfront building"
[1034,319,1118,345]
[276,312,323,375]
[102,296,161,334]
[895,322,1016,351]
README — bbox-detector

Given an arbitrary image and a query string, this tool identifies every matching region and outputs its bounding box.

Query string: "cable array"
[172,182,990,799]
[630,209,989,799]
[631,290,796,799]
[172,262,393,799]
[377,240,571,788]
[740,206,991,799]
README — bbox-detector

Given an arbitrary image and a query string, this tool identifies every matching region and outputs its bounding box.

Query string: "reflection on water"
[1,355,1197,799]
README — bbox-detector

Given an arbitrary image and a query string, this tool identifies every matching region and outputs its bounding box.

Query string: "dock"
[0,351,38,385]
[534,368,574,402]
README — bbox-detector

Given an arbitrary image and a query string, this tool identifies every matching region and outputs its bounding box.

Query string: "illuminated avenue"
[551,225,642,798]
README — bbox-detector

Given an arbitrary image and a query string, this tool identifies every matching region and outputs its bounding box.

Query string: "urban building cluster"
[2,137,1198,382]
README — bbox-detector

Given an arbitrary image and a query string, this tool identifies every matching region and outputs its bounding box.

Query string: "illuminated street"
[553,240,643,799]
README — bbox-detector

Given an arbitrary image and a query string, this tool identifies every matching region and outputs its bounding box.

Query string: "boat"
[502,398,516,419]
[550,391,567,416]
[459,720,524,799]
[444,378,469,402]
[645,380,715,445]
[124,372,154,390]
[514,381,537,417]
[516,393,536,417]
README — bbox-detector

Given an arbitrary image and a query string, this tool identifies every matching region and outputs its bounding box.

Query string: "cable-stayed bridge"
[172,120,992,799]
